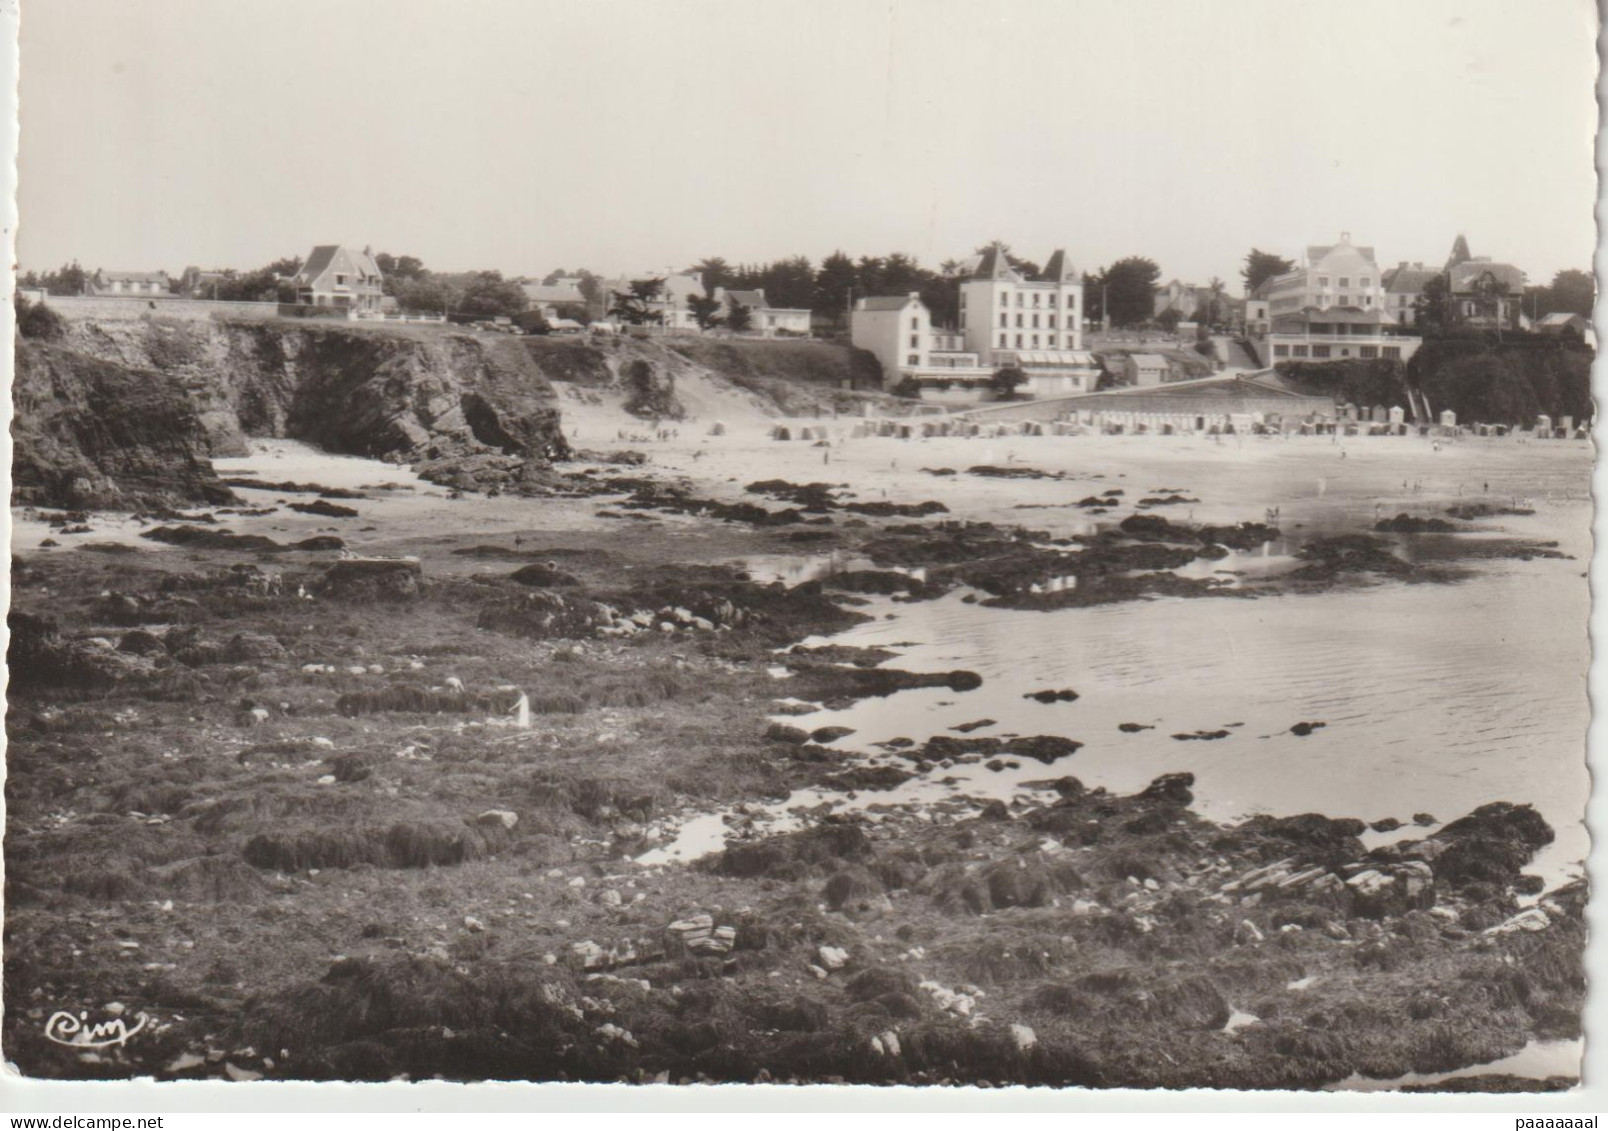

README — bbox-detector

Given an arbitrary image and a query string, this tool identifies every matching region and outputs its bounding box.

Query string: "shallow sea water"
[646,498,1590,887]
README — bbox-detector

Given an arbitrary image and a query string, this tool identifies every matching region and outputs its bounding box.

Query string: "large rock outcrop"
[15,318,573,509]
[14,311,899,510]
[12,341,238,509]
[61,318,570,463]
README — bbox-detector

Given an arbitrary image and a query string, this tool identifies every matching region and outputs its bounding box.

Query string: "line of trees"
[19,262,90,296]
[683,251,962,328]
[19,258,308,302]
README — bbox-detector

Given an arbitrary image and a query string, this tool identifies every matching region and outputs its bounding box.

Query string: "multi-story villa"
[852,244,1099,400]
[1254,233,1421,364]
[1263,232,1387,316]
[1447,258,1526,329]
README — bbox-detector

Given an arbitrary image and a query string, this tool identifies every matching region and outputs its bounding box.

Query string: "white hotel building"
[1254,232,1423,365]
[852,244,1099,401]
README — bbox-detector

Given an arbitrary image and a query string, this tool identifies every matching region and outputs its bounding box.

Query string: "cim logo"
[43,1009,148,1049]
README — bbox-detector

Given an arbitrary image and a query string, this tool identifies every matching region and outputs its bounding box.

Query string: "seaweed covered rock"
[1374,514,1459,534]
[1288,535,1413,579]
[7,611,159,688]
[316,557,425,602]
[141,524,283,551]
[1237,813,1367,862]
[824,866,890,914]
[222,632,288,663]
[479,589,613,640]
[1418,802,1554,888]
[714,821,874,880]
[508,563,582,588]
[1138,772,1195,807]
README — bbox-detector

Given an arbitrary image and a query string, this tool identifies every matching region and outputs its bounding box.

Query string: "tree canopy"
[1524,268,1594,320]
[610,279,666,325]
[687,292,725,330]
[456,271,529,321]
[990,365,1026,400]
[725,297,753,333]
[1241,249,1295,296]
[1090,257,1161,327]
[1413,275,1453,331]
[19,262,88,296]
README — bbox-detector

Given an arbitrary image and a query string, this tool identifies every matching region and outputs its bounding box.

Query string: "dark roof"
[1538,312,1588,328]
[970,244,1021,281]
[299,245,340,282]
[1448,260,1525,294]
[521,283,584,304]
[725,289,768,309]
[296,244,382,287]
[1308,242,1377,265]
[97,269,169,283]
[1039,249,1078,282]
[858,295,920,312]
[1383,266,1439,294]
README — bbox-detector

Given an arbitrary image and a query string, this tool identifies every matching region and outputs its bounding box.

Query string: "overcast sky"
[18,0,1600,288]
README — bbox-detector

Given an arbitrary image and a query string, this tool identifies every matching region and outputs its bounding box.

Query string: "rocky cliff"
[15,318,573,509]
[14,313,891,510]
[13,341,239,510]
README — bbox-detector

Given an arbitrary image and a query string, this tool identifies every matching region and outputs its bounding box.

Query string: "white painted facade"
[1264,233,1386,316]
[851,293,936,377]
[853,244,1102,400]
[958,252,1085,357]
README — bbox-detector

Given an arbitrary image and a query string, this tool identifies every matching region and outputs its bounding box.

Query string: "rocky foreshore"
[4,420,1590,1090]
[3,500,1584,1091]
